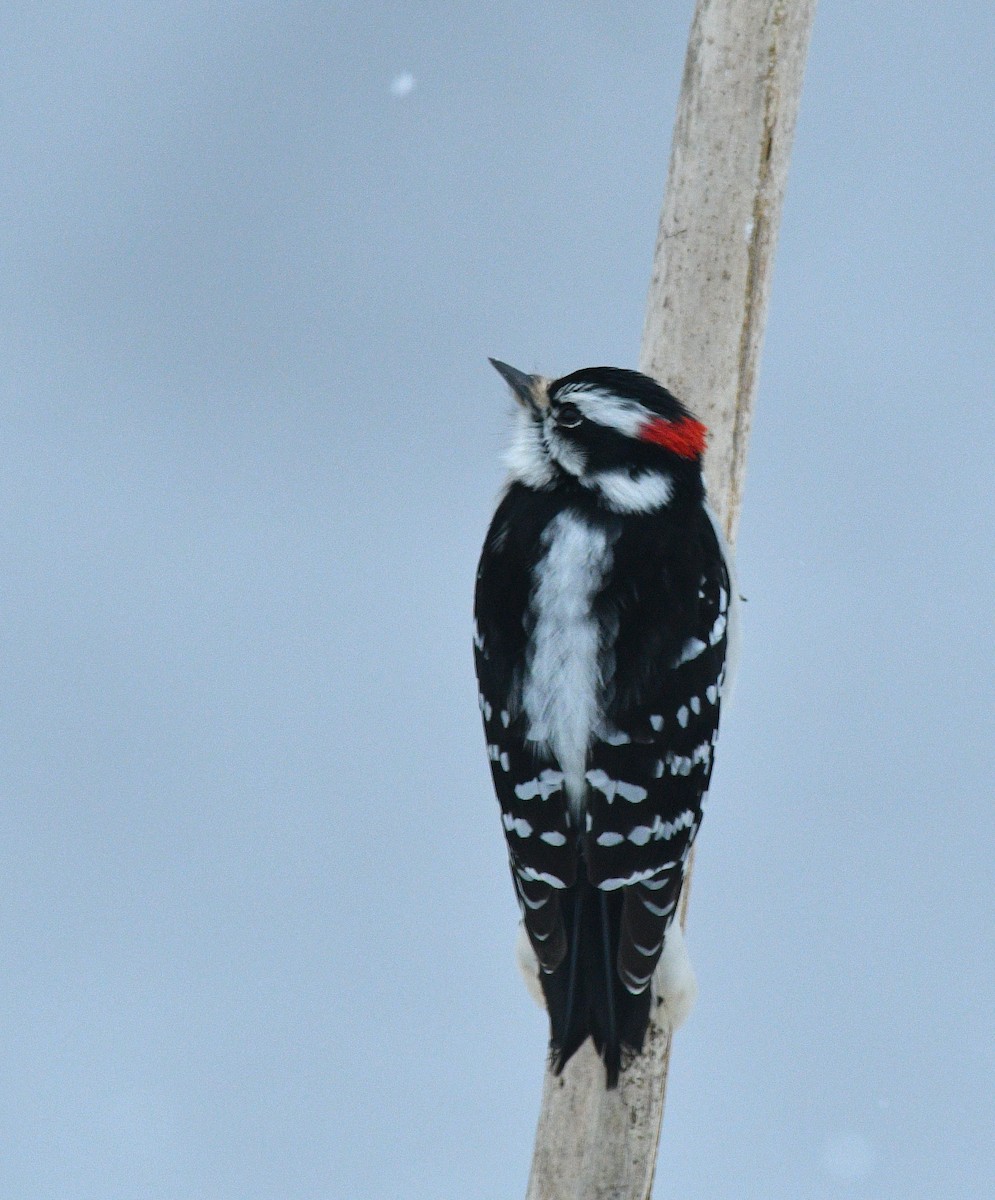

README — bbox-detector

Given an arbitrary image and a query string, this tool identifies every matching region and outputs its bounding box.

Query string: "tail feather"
[598,890,618,1076]
[539,877,652,1087]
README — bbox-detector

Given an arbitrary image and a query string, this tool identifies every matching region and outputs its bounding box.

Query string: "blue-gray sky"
[1,3,992,1197]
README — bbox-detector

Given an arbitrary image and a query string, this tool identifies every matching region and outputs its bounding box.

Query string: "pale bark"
[525,3,816,1197]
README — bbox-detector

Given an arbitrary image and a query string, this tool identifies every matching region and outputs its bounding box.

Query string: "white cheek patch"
[586,468,673,513]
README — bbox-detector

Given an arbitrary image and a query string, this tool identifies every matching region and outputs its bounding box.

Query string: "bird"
[473,358,737,1087]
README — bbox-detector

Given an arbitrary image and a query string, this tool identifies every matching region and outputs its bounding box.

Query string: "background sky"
[1,3,993,1198]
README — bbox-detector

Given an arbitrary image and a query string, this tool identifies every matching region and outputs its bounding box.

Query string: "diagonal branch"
[525,3,816,1197]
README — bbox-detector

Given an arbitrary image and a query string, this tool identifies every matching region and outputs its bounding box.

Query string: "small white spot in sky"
[390,72,416,97]
[820,1132,876,1183]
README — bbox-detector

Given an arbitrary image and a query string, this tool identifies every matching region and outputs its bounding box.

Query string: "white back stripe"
[523,512,611,821]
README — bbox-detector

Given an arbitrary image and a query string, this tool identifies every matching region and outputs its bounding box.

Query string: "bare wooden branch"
[525,3,816,1197]
[642,0,818,538]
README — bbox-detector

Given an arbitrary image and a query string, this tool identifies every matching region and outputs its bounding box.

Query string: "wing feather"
[585,527,732,993]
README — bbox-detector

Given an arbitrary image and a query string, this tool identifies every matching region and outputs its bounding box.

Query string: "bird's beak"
[489,358,549,413]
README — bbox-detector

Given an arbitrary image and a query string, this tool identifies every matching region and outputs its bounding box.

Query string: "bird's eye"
[555,402,583,429]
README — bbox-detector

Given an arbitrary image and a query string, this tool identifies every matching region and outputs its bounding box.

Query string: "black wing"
[473,486,576,971]
[585,510,732,994]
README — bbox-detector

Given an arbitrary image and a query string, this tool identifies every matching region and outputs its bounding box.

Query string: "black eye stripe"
[555,402,583,429]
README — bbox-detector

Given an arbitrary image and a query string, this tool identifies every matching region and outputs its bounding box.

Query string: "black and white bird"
[473,359,737,1087]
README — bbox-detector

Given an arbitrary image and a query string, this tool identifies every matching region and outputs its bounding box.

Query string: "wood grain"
[525,3,816,1197]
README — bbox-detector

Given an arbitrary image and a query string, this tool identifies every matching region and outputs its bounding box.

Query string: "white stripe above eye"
[558,387,654,436]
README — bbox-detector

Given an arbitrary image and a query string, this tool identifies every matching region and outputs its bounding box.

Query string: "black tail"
[539,877,653,1088]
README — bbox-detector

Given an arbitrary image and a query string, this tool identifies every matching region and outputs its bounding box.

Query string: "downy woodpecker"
[473,360,737,1086]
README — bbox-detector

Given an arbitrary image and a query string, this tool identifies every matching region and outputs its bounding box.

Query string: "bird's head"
[490,359,707,513]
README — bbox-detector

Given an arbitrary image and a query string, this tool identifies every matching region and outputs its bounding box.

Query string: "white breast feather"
[523,512,611,821]
[504,409,555,488]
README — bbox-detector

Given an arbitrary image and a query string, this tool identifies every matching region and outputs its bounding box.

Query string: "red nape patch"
[638,416,707,459]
